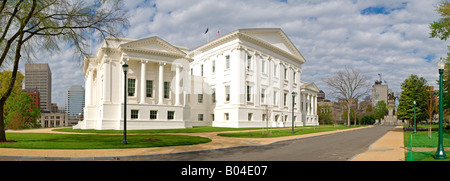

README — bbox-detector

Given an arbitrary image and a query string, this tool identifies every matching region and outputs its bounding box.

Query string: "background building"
[25,63,52,112]
[23,88,40,109]
[65,85,85,120]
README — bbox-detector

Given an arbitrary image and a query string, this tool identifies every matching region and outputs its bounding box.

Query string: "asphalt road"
[125,125,396,161]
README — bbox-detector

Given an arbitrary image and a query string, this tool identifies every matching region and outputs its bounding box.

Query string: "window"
[198,94,203,103]
[201,64,204,76]
[168,111,174,120]
[211,114,215,121]
[131,110,139,119]
[247,55,252,70]
[164,82,170,98]
[246,85,252,102]
[128,79,136,96]
[293,72,296,82]
[146,80,153,97]
[212,88,216,103]
[212,60,215,73]
[225,85,230,102]
[198,114,204,121]
[284,93,288,106]
[248,113,253,121]
[274,64,278,77]
[224,113,229,121]
[284,67,288,80]
[226,55,230,69]
[261,88,266,104]
[262,114,266,121]
[190,68,193,75]
[262,59,266,73]
[150,110,158,120]
[273,91,278,105]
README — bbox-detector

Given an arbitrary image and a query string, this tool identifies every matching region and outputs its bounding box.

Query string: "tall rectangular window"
[198,94,203,103]
[273,91,278,105]
[274,64,278,77]
[131,110,139,119]
[293,72,296,82]
[164,82,170,98]
[225,85,230,102]
[146,80,153,97]
[212,88,216,103]
[198,114,204,121]
[201,64,204,76]
[284,67,288,80]
[128,79,136,96]
[212,60,216,73]
[247,55,252,70]
[226,55,230,69]
[261,88,266,104]
[247,85,252,102]
[262,59,266,73]
[167,111,174,120]
[284,93,288,106]
[248,113,253,121]
[150,110,158,120]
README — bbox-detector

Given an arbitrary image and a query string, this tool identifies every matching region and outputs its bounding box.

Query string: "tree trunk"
[0,102,6,142]
[347,106,351,127]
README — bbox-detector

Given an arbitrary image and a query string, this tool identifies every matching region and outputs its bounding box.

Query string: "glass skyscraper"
[65,85,85,120]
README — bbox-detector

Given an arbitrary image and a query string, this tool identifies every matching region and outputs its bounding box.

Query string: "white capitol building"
[74,28,319,130]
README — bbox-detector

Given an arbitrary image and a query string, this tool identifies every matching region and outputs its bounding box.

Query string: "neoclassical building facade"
[74,28,319,130]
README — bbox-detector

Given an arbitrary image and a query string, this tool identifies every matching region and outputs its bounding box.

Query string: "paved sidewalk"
[350,126,405,161]
[1,125,404,161]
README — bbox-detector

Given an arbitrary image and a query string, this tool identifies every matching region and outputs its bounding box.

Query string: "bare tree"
[426,86,438,137]
[262,105,272,135]
[0,0,129,142]
[323,67,370,127]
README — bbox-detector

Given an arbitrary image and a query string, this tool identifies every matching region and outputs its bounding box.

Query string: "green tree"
[5,91,41,129]
[318,105,333,124]
[341,109,355,124]
[397,75,428,126]
[429,0,450,117]
[430,0,450,40]
[0,0,129,142]
[374,100,387,123]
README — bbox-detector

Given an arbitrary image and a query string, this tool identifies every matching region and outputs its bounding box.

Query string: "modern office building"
[75,28,319,130]
[65,85,85,120]
[24,63,52,112]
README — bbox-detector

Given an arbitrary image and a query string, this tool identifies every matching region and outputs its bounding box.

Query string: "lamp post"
[413,100,416,134]
[122,63,129,144]
[292,92,297,134]
[435,57,446,160]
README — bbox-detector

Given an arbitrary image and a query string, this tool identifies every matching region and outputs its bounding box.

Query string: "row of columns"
[135,59,182,106]
[302,93,317,116]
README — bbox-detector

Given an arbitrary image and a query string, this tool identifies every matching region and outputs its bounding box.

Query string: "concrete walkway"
[350,126,405,161]
[1,125,405,161]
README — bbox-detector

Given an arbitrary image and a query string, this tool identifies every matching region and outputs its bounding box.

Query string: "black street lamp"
[292,92,297,134]
[122,62,129,145]
[435,57,446,160]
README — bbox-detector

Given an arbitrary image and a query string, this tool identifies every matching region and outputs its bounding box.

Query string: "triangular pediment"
[239,28,305,61]
[119,36,186,56]
[301,81,319,93]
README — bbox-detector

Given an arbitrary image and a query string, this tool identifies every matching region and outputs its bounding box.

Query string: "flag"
[216,31,220,36]
[204,28,209,34]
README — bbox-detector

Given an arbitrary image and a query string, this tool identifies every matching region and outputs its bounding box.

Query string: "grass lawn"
[404,126,450,161]
[0,133,211,149]
[218,125,366,138]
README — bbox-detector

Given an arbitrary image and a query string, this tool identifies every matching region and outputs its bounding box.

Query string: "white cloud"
[19,0,447,107]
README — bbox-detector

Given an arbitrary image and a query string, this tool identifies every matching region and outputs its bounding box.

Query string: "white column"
[158,62,165,105]
[85,70,92,106]
[140,60,147,104]
[302,93,306,115]
[103,59,111,104]
[175,64,181,106]
[314,95,317,115]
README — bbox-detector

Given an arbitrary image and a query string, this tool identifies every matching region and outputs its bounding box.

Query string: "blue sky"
[18,0,448,107]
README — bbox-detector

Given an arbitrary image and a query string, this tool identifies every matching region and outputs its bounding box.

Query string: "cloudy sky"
[19,0,448,107]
